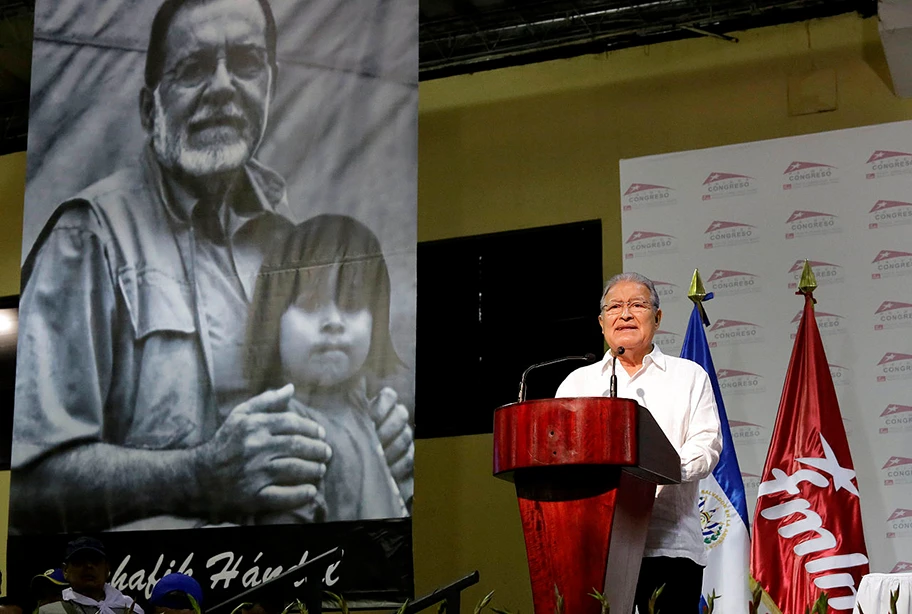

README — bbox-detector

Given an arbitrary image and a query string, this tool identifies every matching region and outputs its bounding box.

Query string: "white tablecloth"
[853,573,912,613]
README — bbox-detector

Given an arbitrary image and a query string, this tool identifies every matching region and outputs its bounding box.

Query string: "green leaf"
[648,584,665,614]
[588,588,610,614]
[295,598,309,614]
[187,595,202,614]
[702,590,719,614]
[812,591,828,614]
[324,591,348,614]
[437,599,447,614]
[474,590,495,613]
[395,599,410,614]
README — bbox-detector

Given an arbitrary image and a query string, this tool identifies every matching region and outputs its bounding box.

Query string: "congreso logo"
[716,369,765,395]
[784,210,841,239]
[892,562,912,573]
[879,404,912,435]
[882,456,912,486]
[871,249,912,280]
[740,472,761,497]
[791,310,845,338]
[624,231,679,259]
[706,269,760,297]
[703,220,759,249]
[701,172,757,200]
[886,508,912,538]
[788,260,843,289]
[874,301,912,331]
[868,200,912,229]
[652,280,682,303]
[654,330,681,355]
[622,183,677,211]
[866,150,912,180]
[876,352,912,383]
[729,420,768,444]
[829,363,852,387]
[708,319,763,347]
[782,161,838,190]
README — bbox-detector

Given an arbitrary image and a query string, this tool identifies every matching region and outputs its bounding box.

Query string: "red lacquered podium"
[493,397,681,614]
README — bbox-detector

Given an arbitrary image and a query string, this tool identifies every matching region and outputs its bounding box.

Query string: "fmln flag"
[680,272,750,614]
[751,263,868,613]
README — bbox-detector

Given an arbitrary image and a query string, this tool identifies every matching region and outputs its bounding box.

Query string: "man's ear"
[139,87,155,133]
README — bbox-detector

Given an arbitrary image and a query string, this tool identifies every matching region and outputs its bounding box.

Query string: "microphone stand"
[609,346,625,398]
[518,353,596,402]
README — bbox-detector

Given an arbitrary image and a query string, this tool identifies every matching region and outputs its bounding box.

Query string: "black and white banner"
[11,0,416,605]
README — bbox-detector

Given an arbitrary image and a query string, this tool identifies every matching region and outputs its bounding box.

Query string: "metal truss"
[419,0,877,79]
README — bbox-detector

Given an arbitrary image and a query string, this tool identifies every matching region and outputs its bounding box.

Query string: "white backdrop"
[620,120,912,575]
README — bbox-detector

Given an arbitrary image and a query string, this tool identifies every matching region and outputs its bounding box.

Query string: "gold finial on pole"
[688,269,707,303]
[797,260,818,296]
[688,269,710,325]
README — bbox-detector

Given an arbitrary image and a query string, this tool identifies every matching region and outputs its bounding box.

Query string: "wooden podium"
[493,397,681,614]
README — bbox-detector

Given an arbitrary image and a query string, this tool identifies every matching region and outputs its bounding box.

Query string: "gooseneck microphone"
[609,346,626,398]
[518,353,598,402]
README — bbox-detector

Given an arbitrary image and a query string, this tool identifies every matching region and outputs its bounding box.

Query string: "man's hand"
[370,387,415,491]
[193,384,332,517]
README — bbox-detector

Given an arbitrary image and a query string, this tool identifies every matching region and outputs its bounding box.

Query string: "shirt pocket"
[118,267,196,338]
[117,267,202,448]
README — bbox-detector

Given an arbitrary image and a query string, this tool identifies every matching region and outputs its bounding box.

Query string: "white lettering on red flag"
[751,295,870,612]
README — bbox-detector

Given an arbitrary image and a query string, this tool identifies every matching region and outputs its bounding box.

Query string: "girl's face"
[279,268,373,388]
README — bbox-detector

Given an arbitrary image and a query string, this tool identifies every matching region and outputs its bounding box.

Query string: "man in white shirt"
[39,537,143,614]
[556,272,722,613]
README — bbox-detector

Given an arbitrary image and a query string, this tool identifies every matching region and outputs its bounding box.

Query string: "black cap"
[64,537,106,562]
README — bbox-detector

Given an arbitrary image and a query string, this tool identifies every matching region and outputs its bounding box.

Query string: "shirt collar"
[599,343,667,373]
[143,146,292,233]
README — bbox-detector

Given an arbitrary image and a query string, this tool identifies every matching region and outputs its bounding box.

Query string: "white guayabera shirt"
[556,344,722,565]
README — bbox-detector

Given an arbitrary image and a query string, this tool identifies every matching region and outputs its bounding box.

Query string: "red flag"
[751,294,869,613]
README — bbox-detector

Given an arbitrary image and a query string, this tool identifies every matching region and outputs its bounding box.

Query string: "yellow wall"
[414,13,912,612]
[0,152,24,296]
[0,151,23,596]
[3,11,912,612]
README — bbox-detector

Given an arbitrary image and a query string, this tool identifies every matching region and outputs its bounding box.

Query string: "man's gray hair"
[599,272,660,311]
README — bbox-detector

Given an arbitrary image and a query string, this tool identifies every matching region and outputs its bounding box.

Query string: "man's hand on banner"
[371,387,415,503]
[193,384,332,518]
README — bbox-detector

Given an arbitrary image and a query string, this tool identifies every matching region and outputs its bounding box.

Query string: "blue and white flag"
[681,294,751,613]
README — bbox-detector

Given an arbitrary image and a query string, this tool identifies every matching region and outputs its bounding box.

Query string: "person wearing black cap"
[39,538,143,614]
[148,574,202,614]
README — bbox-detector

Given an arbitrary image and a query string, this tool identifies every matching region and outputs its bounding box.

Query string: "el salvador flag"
[681,294,751,613]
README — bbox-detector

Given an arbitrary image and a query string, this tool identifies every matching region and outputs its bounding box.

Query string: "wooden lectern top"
[493,396,681,485]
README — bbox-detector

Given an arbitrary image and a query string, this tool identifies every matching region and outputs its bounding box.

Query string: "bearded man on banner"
[11,0,412,533]
[751,262,869,613]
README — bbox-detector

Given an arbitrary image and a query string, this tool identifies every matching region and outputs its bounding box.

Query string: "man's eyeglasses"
[601,300,653,316]
[168,47,269,88]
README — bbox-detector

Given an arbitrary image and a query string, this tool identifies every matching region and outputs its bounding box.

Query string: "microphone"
[609,346,626,398]
[518,353,597,402]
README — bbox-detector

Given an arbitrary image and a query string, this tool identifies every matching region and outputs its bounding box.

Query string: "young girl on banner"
[246,214,409,523]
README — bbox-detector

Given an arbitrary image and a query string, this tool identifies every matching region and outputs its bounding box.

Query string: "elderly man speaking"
[12,0,410,532]
[557,272,722,613]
